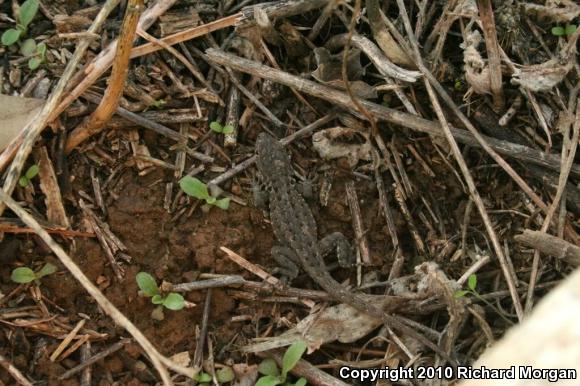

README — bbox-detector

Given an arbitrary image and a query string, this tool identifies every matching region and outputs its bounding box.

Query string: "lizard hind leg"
[270,245,300,282]
[319,232,356,267]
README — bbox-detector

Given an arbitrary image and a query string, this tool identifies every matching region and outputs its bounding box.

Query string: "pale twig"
[0,0,122,216]
[0,353,33,386]
[476,0,504,111]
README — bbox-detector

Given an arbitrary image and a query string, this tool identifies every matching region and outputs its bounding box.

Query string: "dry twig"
[65,0,143,153]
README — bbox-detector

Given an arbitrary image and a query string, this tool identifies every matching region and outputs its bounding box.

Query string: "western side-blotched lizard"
[255,133,452,361]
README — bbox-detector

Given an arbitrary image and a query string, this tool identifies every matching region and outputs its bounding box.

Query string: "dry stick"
[525,104,579,313]
[0,190,195,385]
[516,230,580,267]
[393,0,525,321]
[341,0,379,138]
[345,181,371,266]
[476,0,504,111]
[79,341,92,386]
[0,0,179,173]
[65,0,143,153]
[0,353,33,386]
[204,49,579,178]
[60,339,129,380]
[0,0,122,217]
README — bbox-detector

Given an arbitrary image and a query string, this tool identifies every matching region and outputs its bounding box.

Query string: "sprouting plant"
[136,272,185,320]
[453,274,478,299]
[179,176,230,210]
[209,121,234,135]
[20,39,46,70]
[19,164,39,187]
[1,0,39,46]
[149,99,166,109]
[256,341,308,386]
[454,274,513,324]
[551,24,577,37]
[1,0,46,70]
[11,262,57,284]
[194,367,235,386]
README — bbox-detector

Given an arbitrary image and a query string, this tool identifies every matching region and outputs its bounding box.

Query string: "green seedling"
[149,99,166,109]
[11,262,57,284]
[179,176,230,210]
[1,0,39,45]
[1,0,46,71]
[454,274,513,324]
[136,272,185,320]
[195,367,235,386]
[209,121,234,135]
[551,24,577,37]
[256,341,308,386]
[20,39,46,70]
[19,164,39,187]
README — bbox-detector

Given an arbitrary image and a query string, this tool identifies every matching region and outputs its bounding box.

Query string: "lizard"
[254,132,454,363]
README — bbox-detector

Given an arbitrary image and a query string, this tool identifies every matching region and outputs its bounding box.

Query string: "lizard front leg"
[319,232,355,268]
[271,245,300,281]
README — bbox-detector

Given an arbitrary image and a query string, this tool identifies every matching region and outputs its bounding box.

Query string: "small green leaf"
[222,125,234,134]
[28,57,41,70]
[19,176,29,187]
[11,267,37,283]
[36,42,46,56]
[467,274,477,291]
[216,367,235,383]
[151,294,164,304]
[214,197,230,210]
[206,196,217,204]
[209,121,223,133]
[20,38,36,56]
[2,29,21,46]
[36,262,57,278]
[282,341,307,378]
[551,26,565,36]
[163,292,185,310]
[136,272,159,297]
[19,0,40,28]
[196,372,212,383]
[565,24,577,36]
[25,165,40,180]
[294,378,307,386]
[454,290,469,298]
[256,375,283,386]
[179,176,210,200]
[258,358,280,377]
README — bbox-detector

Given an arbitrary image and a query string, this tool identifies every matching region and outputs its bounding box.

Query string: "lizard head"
[255,133,292,178]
